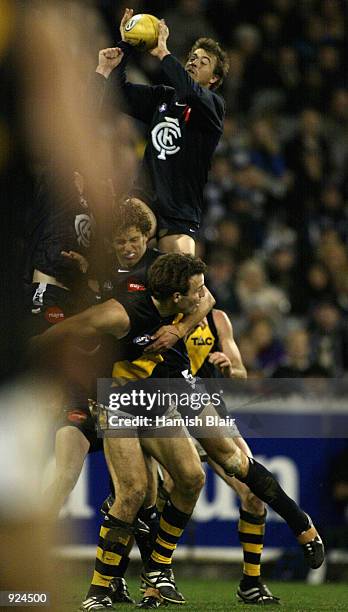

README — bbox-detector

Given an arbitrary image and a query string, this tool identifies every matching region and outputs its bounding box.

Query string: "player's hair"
[189,37,229,90]
[112,198,152,237]
[148,253,206,300]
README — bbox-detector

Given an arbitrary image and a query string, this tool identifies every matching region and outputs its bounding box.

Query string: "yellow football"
[123,13,159,51]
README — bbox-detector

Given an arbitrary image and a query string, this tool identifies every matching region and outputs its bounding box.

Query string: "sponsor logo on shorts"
[159,103,167,112]
[133,334,152,346]
[44,306,65,324]
[67,410,88,423]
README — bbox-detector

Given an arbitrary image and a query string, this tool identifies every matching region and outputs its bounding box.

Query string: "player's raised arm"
[100,10,170,124]
[209,309,247,379]
[152,25,227,130]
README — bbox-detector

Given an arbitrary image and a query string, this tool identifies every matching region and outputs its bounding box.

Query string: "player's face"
[185,48,218,88]
[177,274,206,314]
[113,226,147,268]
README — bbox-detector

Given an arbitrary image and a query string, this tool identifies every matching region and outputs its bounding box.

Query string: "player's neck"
[151,296,177,318]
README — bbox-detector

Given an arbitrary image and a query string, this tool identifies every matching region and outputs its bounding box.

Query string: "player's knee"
[176,464,205,499]
[117,481,147,513]
[243,492,265,516]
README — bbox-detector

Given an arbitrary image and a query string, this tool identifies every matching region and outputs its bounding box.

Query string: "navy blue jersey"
[101,248,161,300]
[99,43,225,225]
[26,171,96,289]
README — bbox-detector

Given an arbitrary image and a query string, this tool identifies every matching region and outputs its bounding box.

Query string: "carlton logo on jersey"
[75,213,95,248]
[133,334,152,346]
[151,116,181,160]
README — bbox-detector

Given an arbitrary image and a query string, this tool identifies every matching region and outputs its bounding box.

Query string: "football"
[123,13,159,51]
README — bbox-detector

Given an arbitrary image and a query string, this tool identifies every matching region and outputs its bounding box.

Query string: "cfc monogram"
[151,117,181,160]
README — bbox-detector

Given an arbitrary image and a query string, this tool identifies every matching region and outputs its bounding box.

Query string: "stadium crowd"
[94,0,348,378]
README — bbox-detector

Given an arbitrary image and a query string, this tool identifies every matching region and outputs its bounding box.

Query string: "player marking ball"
[123,13,159,51]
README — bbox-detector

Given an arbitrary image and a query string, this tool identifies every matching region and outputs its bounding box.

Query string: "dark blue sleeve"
[160,54,225,132]
[107,41,173,124]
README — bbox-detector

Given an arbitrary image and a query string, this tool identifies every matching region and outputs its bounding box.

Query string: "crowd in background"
[93,0,348,378]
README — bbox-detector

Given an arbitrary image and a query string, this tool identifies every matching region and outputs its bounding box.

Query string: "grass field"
[64,577,348,611]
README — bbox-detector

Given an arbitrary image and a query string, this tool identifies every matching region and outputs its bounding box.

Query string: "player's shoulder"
[211,91,225,118]
[212,308,233,332]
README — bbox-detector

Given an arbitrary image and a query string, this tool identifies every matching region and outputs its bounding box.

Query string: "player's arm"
[145,287,215,352]
[209,309,247,379]
[98,9,171,124]
[151,21,225,131]
[33,299,130,347]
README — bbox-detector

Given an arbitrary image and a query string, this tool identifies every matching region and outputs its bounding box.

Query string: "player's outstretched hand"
[208,351,232,375]
[61,250,89,273]
[149,19,170,60]
[144,324,181,352]
[96,47,124,79]
[120,7,134,41]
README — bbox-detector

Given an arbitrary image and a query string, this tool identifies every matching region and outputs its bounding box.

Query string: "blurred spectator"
[207,217,252,262]
[249,318,285,374]
[293,261,336,315]
[266,245,299,312]
[285,109,331,202]
[327,88,348,181]
[318,236,348,295]
[236,259,290,324]
[203,155,234,225]
[309,182,348,245]
[205,251,240,316]
[248,117,290,210]
[308,301,348,376]
[272,328,329,377]
[162,0,217,60]
[273,46,303,114]
[238,332,264,378]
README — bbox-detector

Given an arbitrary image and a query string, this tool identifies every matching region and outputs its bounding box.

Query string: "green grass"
[63,577,348,611]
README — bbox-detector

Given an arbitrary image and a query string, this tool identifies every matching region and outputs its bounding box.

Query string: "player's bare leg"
[82,437,148,610]
[158,232,195,255]
[45,426,90,518]
[138,434,205,605]
[104,437,148,523]
[196,405,324,571]
[141,435,205,513]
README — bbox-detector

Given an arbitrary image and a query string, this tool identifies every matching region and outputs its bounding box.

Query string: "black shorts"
[57,405,103,453]
[25,282,97,337]
[129,190,200,239]
[156,215,200,240]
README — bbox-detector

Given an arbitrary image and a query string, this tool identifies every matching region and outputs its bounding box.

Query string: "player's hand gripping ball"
[123,14,159,50]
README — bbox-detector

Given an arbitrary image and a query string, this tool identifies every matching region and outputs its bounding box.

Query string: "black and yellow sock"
[135,505,159,563]
[87,514,134,598]
[238,508,266,587]
[147,499,190,570]
[240,458,309,535]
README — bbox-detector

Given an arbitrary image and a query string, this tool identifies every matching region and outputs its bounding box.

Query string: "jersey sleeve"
[106,41,172,124]
[160,54,225,132]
